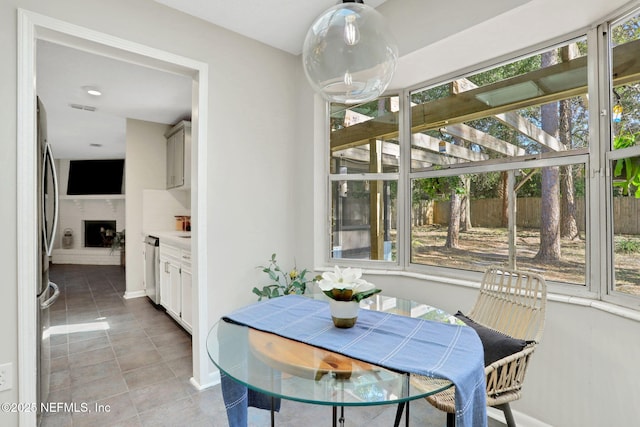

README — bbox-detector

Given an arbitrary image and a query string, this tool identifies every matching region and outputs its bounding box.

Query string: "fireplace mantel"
[60,195,125,200]
[52,248,121,265]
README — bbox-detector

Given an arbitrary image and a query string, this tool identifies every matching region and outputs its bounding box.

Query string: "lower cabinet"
[181,261,192,330]
[158,254,175,311]
[159,243,192,334]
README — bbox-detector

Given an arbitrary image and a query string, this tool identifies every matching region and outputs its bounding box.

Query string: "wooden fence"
[414,197,640,234]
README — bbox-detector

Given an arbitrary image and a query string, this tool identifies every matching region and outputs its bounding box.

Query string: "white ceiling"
[152,0,387,56]
[37,40,192,159]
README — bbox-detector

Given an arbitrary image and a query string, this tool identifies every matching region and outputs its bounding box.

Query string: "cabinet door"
[142,245,148,292]
[181,267,192,331]
[168,261,181,319]
[159,256,171,308]
[166,134,176,188]
[166,129,184,189]
[165,122,190,190]
[172,128,185,188]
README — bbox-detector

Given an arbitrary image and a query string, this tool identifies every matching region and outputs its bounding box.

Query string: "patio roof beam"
[330,39,640,152]
[441,123,526,157]
[412,133,489,162]
[453,78,564,152]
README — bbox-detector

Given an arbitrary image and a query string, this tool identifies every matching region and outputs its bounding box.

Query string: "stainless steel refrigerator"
[37,97,60,424]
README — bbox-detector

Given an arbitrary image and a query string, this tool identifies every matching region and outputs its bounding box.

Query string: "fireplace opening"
[84,220,117,248]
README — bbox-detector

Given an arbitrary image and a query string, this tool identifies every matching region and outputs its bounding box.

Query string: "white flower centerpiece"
[318,266,381,328]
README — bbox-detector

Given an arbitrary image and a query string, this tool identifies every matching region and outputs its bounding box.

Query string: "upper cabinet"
[165,121,191,190]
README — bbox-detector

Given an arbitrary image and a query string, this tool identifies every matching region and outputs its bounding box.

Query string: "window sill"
[327,267,640,323]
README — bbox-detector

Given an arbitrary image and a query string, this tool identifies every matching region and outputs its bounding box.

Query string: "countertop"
[146,230,192,251]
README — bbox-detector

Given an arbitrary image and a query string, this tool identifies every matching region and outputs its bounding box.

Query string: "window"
[410,162,587,285]
[409,39,589,285]
[608,12,640,299]
[323,7,640,306]
[329,96,399,262]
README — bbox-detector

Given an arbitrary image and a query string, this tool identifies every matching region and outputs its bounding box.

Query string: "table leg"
[406,401,410,427]
[270,396,275,427]
[393,373,412,427]
[393,401,411,427]
[332,406,346,426]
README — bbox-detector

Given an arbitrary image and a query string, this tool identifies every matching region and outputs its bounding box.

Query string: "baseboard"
[123,290,146,299]
[487,407,552,427]
[190,371,220,391]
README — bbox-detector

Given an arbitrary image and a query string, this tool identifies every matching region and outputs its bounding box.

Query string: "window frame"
[326,93,406,270]
[406,152,596,298]
[321,10,640,310]
[601,14,640,309]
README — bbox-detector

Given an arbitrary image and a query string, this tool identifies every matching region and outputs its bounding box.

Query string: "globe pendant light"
[302,0,398,104]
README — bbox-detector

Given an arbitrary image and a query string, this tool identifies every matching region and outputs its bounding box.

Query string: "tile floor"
[41,264,503,427]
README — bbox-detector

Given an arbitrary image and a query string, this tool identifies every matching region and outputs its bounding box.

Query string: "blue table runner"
[222,295,487,427]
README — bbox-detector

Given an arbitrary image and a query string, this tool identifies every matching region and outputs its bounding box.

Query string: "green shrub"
[615,238,640,254]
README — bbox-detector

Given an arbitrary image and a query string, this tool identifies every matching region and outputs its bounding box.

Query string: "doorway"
[17,10,210,426]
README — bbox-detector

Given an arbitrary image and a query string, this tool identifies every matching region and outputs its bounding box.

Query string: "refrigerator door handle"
[42,143,59,256]
[40,281,60,310]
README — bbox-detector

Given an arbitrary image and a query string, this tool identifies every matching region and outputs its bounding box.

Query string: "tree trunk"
[560,165,579,239]
[536,166,561,260]
[500,171,508,227]
[460,176,472,232]
[559,45,580,240]
[445,191,461,248]
[535,50,562,261]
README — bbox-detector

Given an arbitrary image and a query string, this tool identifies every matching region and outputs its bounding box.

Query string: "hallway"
[42,264,225,426]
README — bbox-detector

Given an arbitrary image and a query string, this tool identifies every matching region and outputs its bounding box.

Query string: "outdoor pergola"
[329,38,640,262]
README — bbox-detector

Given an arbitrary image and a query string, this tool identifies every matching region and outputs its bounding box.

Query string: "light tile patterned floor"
[41,264,503,427]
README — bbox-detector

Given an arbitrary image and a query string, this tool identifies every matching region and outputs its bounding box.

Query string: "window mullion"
[589,24,607,298]
[398,90,411,270]
[594,22,611,300]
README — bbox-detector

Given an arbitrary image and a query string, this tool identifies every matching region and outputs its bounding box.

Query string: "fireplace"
[84,220,117,248]
[51,194,125,266]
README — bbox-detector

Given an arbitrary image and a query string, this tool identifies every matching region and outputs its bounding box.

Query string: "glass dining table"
[206,295,464,427]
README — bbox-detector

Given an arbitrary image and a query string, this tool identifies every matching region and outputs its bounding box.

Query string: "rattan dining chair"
[425,265,547,427]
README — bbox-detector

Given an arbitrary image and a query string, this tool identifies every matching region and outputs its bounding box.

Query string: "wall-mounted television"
[67,159,125,195]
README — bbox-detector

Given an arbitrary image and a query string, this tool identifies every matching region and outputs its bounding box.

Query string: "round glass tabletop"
[206,295,460,407]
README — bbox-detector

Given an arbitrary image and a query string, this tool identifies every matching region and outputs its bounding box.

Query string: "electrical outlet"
[0,363,12,391]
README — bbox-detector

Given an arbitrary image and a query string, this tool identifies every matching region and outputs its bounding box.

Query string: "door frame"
[17,10,211,425]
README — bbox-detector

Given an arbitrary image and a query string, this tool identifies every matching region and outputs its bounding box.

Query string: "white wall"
[125,119,172,296]
[2,1,299,426]
[2,3,23,424]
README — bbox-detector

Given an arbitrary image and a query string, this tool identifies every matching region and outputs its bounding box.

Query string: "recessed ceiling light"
[82,86,102,96]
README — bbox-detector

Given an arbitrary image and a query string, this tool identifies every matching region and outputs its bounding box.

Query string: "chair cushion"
[455,311,534,366]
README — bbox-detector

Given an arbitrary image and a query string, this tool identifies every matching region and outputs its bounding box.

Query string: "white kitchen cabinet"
[159,255,170,308]
[159,244,181,320]
[167,260,181,319]
[159,242,192,333]
[165,121,191,190]
[180,250,193,331]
